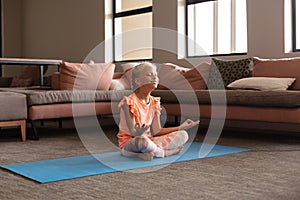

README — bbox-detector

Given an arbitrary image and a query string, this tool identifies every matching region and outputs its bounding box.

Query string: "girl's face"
[135,65,159,89]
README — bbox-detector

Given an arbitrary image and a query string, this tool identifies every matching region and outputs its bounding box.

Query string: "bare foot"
[138,152,154,161]
[164,146,184,157]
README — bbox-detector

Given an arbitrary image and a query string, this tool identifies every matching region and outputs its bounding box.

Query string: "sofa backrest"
[51,58,300,91]
[252,57,300,90]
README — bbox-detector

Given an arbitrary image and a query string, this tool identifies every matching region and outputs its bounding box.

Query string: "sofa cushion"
[252,57,300,90]
[121,62,140,72]
[227,77,296,91]
[121,62,210,90]
[152,90,300,108]
[0,89,131,106]
[60,62,115,90]
[207,58,252,89]
[0,92,27,120]
[157,63,210,90]
[157,63,190,90]
[121,64,142,89]
[183,62,210,90]
[0,77,13,87]
[1,87,299,109]
[18,66,48,86]
[51,72,60,90]
[9,78,33,87]
[109,78,131,90]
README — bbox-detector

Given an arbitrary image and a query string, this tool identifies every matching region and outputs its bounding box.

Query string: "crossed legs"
[121,130,188,160]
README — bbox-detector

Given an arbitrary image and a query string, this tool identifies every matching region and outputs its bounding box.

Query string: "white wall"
[22,0,104,62]
[247,0,285,58]
[2,0,104,76]
[2,0,23,76]
[2,0,300,76]
[2,0,22,57]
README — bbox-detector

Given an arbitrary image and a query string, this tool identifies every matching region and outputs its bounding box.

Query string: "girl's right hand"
[179,119,200,130]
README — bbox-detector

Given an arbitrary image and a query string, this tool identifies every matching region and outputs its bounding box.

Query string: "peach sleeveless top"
[117,93,161,148]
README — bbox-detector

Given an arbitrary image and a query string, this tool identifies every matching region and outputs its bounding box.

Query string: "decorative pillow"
[252,57,300,90]
[43,75,52,87]
[18,66,48,86]
[121,62,210,90]
[157,63,190,90]
[60,62,115,90]
[182,62,211,90]
[227,77,296,91]
[10,78,33,87]
[121,63,141,87]
[121,62,140,72]
[207,58,252,89]
[109,78,131,90]
[157,62,210,90]
[113,72,124,79]
[0,77,13,87]
[51,72,60,90]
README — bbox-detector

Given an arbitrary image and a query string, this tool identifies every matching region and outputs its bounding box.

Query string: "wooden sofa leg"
[20,120,26,142]
[0,120,26,141]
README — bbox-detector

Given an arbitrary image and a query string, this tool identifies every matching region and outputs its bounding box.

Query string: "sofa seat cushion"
[0,88,132,106]
[152,90,300,108]
[0,92,27,121]
[1,88,299,108]
[17,90,132,106]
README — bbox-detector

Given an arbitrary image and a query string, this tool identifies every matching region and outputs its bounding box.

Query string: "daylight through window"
[186,0,247,57]
[113,0,152,61]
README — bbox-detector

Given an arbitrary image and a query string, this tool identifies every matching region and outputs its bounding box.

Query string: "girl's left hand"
[179,119,200,130]
[134,124,150,136]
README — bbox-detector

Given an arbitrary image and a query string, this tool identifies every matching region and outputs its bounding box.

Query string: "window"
[186,0,247,57]
[292,0,300,51]
[0,0,2,76]
[113,0,152,62]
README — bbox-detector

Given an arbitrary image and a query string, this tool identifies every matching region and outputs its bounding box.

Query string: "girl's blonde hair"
[131,62,157,91]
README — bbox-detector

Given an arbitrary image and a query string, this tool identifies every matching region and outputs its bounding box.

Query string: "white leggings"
[121,130,188,158]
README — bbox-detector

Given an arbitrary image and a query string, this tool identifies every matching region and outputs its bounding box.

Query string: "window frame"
[0,0,2,76]
[292,0,300,52]
[185,0,247,58]
[113,0,153,62]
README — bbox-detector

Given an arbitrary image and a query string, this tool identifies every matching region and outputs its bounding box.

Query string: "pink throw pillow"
[111,72,131,90]
[51,72,60,90]
[157,63,190,90]
[157,63,210,90]
[10,78,33,87]
[182,62,211,90]
[109,78,131,90]
[252,57,300,90]
[60,62,115,90]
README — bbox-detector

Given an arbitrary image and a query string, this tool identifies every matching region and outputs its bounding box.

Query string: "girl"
[117,62,199,160]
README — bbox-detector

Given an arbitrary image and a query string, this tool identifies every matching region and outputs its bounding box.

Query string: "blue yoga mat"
[1,142,249,183]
